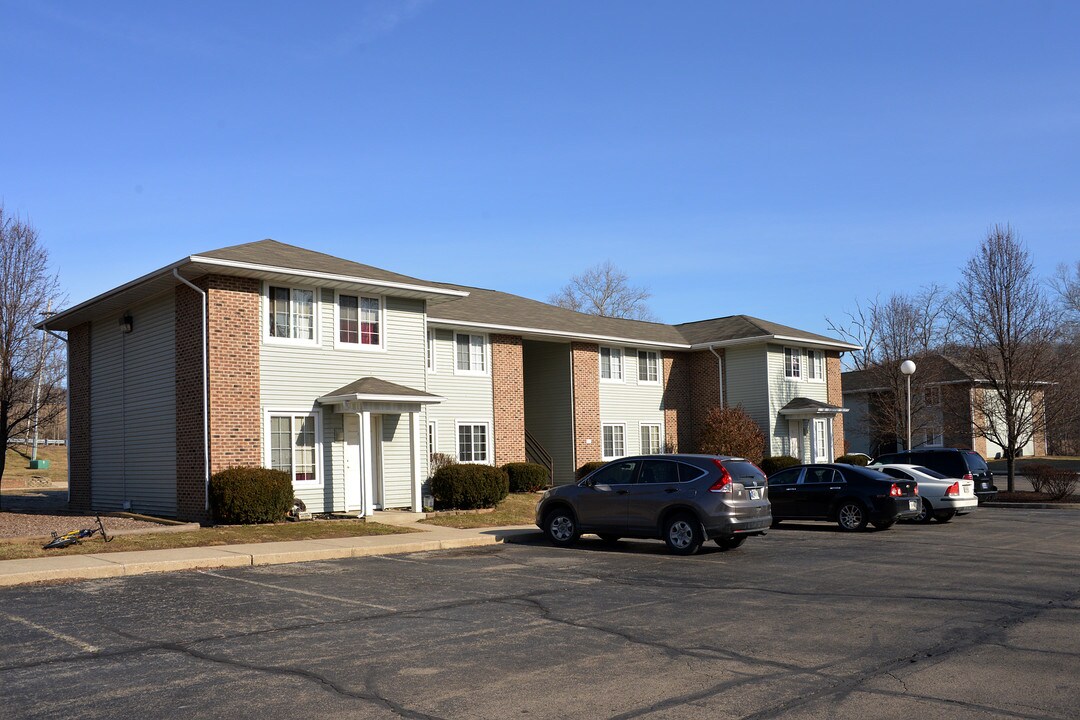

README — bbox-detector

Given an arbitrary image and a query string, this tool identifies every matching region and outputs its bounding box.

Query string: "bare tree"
[950,225,1068,491]
[549,261,657,321]
[1047,260,1080,453]
[0,207,66,509]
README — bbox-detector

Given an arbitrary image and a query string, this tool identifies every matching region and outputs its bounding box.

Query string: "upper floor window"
[455,333,487,374]
[600,347,623,381]
[337,294,381,348]
[784,347,801,379]
[806,349,824,382]
[268,286,315,342]
[427,329,436,372]
[638,350,659,383]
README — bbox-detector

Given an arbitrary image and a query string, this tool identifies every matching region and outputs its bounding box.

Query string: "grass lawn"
[0,519,415,561]
[419,492,539,529]
[2,445,68,486]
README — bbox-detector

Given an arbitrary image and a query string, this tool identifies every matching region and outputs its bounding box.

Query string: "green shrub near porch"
[502,462,549,492]
[760,455,799,476]
[209,467,294,524]
[576,461,607,481]
[430,464,509,510]
[835,454,870,466]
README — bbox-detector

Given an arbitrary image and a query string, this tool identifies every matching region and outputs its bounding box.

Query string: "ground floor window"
[457,423,489,462]
[640,424,662,454]
[602,424,626,459]
[269,412,319,484]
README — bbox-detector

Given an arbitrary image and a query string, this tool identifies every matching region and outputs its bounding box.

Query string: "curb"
[982,502,1080,510]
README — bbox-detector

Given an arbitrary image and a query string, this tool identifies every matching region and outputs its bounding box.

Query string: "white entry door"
[343,414,363,511]
[813,418,830,462]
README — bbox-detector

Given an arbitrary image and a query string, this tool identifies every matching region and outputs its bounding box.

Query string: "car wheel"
[912,498,933,524]
[663,513,703,555]
[871,519,895,531]
[597,534,621,544]
[715,535,747,551]
[544,508,579,547]
[933,510,956,523]
[836,501,868,532]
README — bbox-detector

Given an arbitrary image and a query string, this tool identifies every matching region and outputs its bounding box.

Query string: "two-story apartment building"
[43,240,857,522]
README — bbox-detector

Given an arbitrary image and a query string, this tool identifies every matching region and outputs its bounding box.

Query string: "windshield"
[913,466,948,479]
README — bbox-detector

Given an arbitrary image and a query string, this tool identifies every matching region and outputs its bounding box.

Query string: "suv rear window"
[720,460,766,484]
[962,451,989,473]
[912,451,964,476]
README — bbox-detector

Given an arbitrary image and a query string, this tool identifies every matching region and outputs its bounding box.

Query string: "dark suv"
[535,455,772,555]
[872,448,997,501]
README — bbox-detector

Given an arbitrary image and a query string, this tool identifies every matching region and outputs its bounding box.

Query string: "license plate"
[749,489,761,500]
[908,500,918,511]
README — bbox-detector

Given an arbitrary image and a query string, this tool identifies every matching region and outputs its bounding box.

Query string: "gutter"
[707,344,725,407]
[172,270,210,513]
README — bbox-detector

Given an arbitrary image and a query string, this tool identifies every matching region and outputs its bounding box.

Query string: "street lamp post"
[900,360,917,451]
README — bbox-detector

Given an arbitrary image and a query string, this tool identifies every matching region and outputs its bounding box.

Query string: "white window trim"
[784,346,802,381]
[428,420,438,454]
[426,328,437,373]
[637,350,661,385]
[453,333,490,376]
[599,346,625,384]
[263,282,321,347]
[602,422,627,460]
[264,408,323,488]
[806,349,825,383]
[333,290,386,352]
[639,423,662,454]
[454,420,493,464]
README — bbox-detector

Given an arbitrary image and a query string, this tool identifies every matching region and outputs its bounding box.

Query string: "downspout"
[708,344,725,407]
[173,270,210,513]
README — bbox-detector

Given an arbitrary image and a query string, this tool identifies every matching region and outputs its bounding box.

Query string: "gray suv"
[535,454,772,555]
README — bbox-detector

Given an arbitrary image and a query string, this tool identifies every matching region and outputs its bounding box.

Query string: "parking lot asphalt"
[1,507,1078,720]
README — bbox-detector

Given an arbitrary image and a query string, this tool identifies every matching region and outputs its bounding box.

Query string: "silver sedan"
[871,463,978,523]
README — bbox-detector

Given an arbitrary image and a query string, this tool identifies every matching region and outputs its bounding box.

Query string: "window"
[457,423,489,462]
[602,424,625,458]
[428,421,437,454]
[813,418,829,462]
[455,334,487,373]
[426,329,436,372]
[803,468,839,484]
[640,459,680,484]
[768,467,802,486]
[600,347,623,381]
[268,286,316,342]
[588,459,638,485]
[640,424,662,454]
[268,413,319,485]
[784,347,801,379]
[806,349,824,381]
[338,294,381,347]
[637,350,659,383]
[924,386,941,406]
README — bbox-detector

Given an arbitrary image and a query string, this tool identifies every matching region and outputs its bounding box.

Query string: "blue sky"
[3,1,1078,336]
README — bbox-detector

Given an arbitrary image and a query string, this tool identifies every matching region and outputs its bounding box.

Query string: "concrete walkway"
[0,515,541,587]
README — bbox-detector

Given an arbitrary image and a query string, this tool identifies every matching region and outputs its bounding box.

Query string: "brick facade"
[1031,389,1047,456]
[67,323,92,512]
[662,352,692,452]
[826,352,846,459]
[175,275,261,522]
[688,349,723,451]
[969,387,988,457]
[491,334,526,465]
[571,343,601,468]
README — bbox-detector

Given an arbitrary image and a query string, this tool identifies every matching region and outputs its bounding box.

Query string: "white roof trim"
[427,318,690,349]
[318,392,445,405]
[778,406,849,416]
[189,256,469,298]
[689,335,861,352]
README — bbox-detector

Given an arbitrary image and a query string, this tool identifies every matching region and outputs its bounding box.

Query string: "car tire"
[597,534,621,544]
[912,498,933,524]
[715,535,747,551]
[933,510,956,523]
[663,513,703,555]
[871,519,895,531]
[544,508,579,548]
[836,501,869,532]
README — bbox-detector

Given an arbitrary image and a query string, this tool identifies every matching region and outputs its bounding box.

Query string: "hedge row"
[209,467,294,524]
[430,464,509,510]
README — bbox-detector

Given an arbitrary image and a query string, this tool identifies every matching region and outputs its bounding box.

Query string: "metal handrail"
[525,429,554,487]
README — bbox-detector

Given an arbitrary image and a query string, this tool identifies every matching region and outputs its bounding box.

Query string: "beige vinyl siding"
[724,345,769,435]
[261,290,428,512]
[379,414,414,507]
[767,344,829,455]
[90,292,177,515]
[426,328,495,463]
[599,347,665,457]
[523,340,574,485]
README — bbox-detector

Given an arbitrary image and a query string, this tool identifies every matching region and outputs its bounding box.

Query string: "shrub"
[430,464,509,510]
[502,462,549,492]
[429,452,457,478]
[760,455,799,476]
[836,454,869,466]
[1024,463,1079,499]
[209,467,294,524]
[696,405,764,464]
[576,461,607,481]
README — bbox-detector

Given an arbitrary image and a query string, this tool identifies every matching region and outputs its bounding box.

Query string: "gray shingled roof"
[842,354,982,393]
[321,377,440,400]
[675,315,849,347]
[778,397,845,413]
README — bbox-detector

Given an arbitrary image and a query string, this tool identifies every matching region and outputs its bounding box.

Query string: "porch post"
[826,417,835,462]
[410,411,422,512]
[361,409,374,517]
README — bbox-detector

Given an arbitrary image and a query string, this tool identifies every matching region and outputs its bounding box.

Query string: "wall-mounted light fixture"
[120,314,134,334]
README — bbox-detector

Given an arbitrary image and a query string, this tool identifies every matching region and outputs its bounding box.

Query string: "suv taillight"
[709,460,733,493]
[963,472,973,481]
[889,483,903,497]
[945,482,960,497]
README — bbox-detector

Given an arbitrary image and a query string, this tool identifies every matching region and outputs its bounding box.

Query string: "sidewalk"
[0,514,541,588]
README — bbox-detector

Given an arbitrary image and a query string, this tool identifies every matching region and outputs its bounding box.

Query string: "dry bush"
[696,405,764,464]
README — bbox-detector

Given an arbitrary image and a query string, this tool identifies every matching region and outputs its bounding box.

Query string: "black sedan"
[766,464,920,531]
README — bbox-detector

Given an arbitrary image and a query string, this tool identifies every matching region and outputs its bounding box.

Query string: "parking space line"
[3,613,99,654]
[198,571,398,611]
